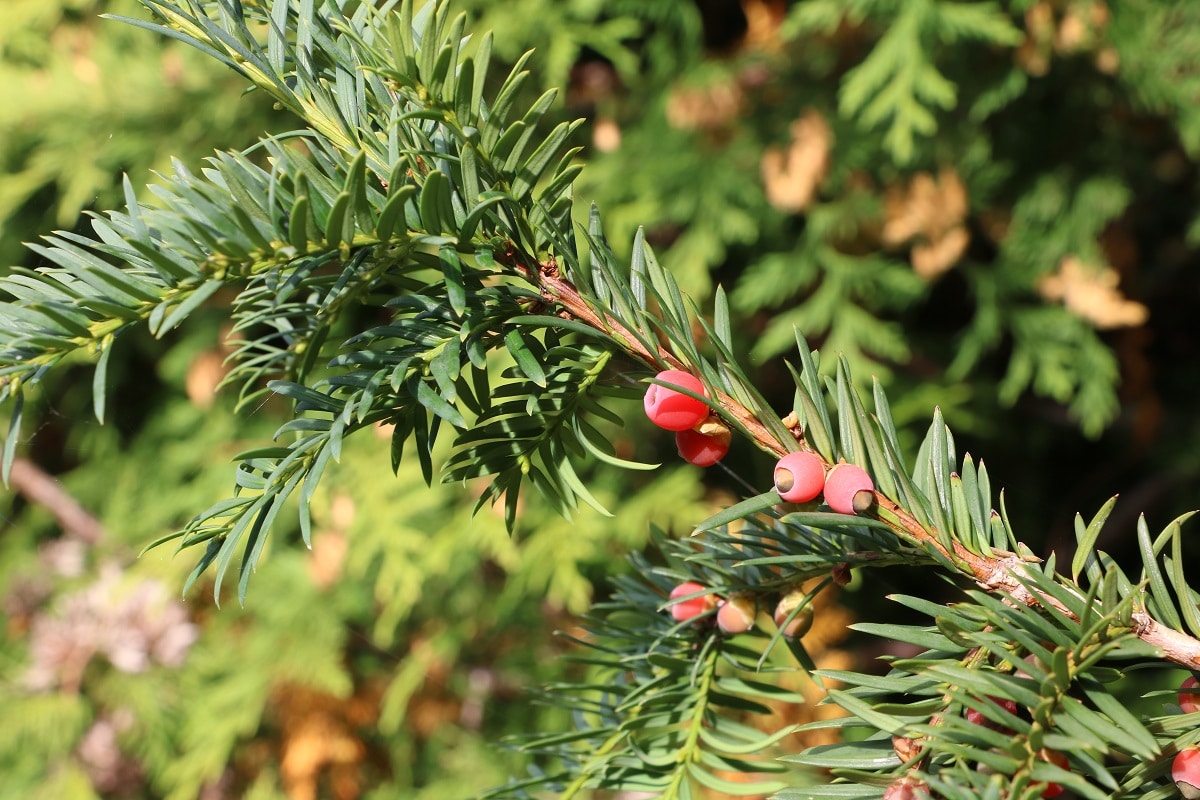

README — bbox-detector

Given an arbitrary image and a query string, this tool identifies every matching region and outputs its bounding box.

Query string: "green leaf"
[1072,496,1117,583]
[697,722,799,756]
[825,689,908,735]
[439,246,467,316]
[712,285,732,351]
[693,491,780,533]
[375,184,415,242]
[630,227,648,311]
[182,537,224,598]
[457,190,508,243]
[851,621,958,653]
[299,439,334,547]
[324,190,353,248]
[504,329,547,387]
[26,303,93,339]
[787,362,834,463]
[773,788,879,799]
[1080,680,1159,759]
[289,194,311,251]
[781,740,901,770]
[685,763,784,796]
[573,418,659,471]
[92,342,112,424]
[511,119,581,200]
[1167,517,1200,638]
[414,379,467,428]
[834,359,867,466]
[155,278,225,336]
[929,407,953,515]
[268,380,341,413]
[2,389,24,485]
[1137,513,1181,629]
[419,170,455,236]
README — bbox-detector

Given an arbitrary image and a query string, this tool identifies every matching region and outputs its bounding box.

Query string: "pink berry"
[716,596,756,634]
[643,370,708,431]
[883,775,931,800]
[774,451,825,503]
[675,427,730,467]
[1181,676,1200,713]
[1174,747,1200,799]
[823,463,874,515]
[773,590,814,639]
[668,581,716,623]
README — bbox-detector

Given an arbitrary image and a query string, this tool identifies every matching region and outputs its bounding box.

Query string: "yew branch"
[519,255,1200,669]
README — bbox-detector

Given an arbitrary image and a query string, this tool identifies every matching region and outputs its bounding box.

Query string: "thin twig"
[8,457,105,544]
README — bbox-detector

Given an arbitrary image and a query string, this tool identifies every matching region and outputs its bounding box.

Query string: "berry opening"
[773,451,825,503]
[824,463,875,515]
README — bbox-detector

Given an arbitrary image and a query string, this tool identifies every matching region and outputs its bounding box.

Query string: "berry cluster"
[773,451,875,515]
[942,692,1068,797]
[667,581,814,639]
[642,369,731,466]
[643,371,877,518]
[646,374,1200,797]
[939,674,1200,796]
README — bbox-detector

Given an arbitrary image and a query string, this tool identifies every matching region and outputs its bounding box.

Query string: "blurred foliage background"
[2,0,1199,797]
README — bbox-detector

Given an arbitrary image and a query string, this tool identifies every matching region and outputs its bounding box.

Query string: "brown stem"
[1133,612,1200,668]
[532,264,792,455]
[9,457,104,544]
[518,256,1200,669]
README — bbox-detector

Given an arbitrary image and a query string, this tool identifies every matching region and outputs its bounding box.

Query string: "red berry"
[823,463,874,515]
[1175,748,1200,799]
[964,696,1019,733]
[716,596,756,635]
[773,590,814,638]
[643,370,708,431]
[1181,676,1200,714]
[1037,749,1069,798]
[774,451,825,503]
[668,581,716,623]
[675,427,730,467]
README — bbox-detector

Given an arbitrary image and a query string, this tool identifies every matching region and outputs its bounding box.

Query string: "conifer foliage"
[3,1,1200,798]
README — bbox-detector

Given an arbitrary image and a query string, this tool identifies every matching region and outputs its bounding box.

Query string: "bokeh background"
[2,1,1198,797]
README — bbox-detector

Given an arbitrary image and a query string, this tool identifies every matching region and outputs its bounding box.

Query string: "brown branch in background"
[519,257,1200,670]
[9,457,105,544]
